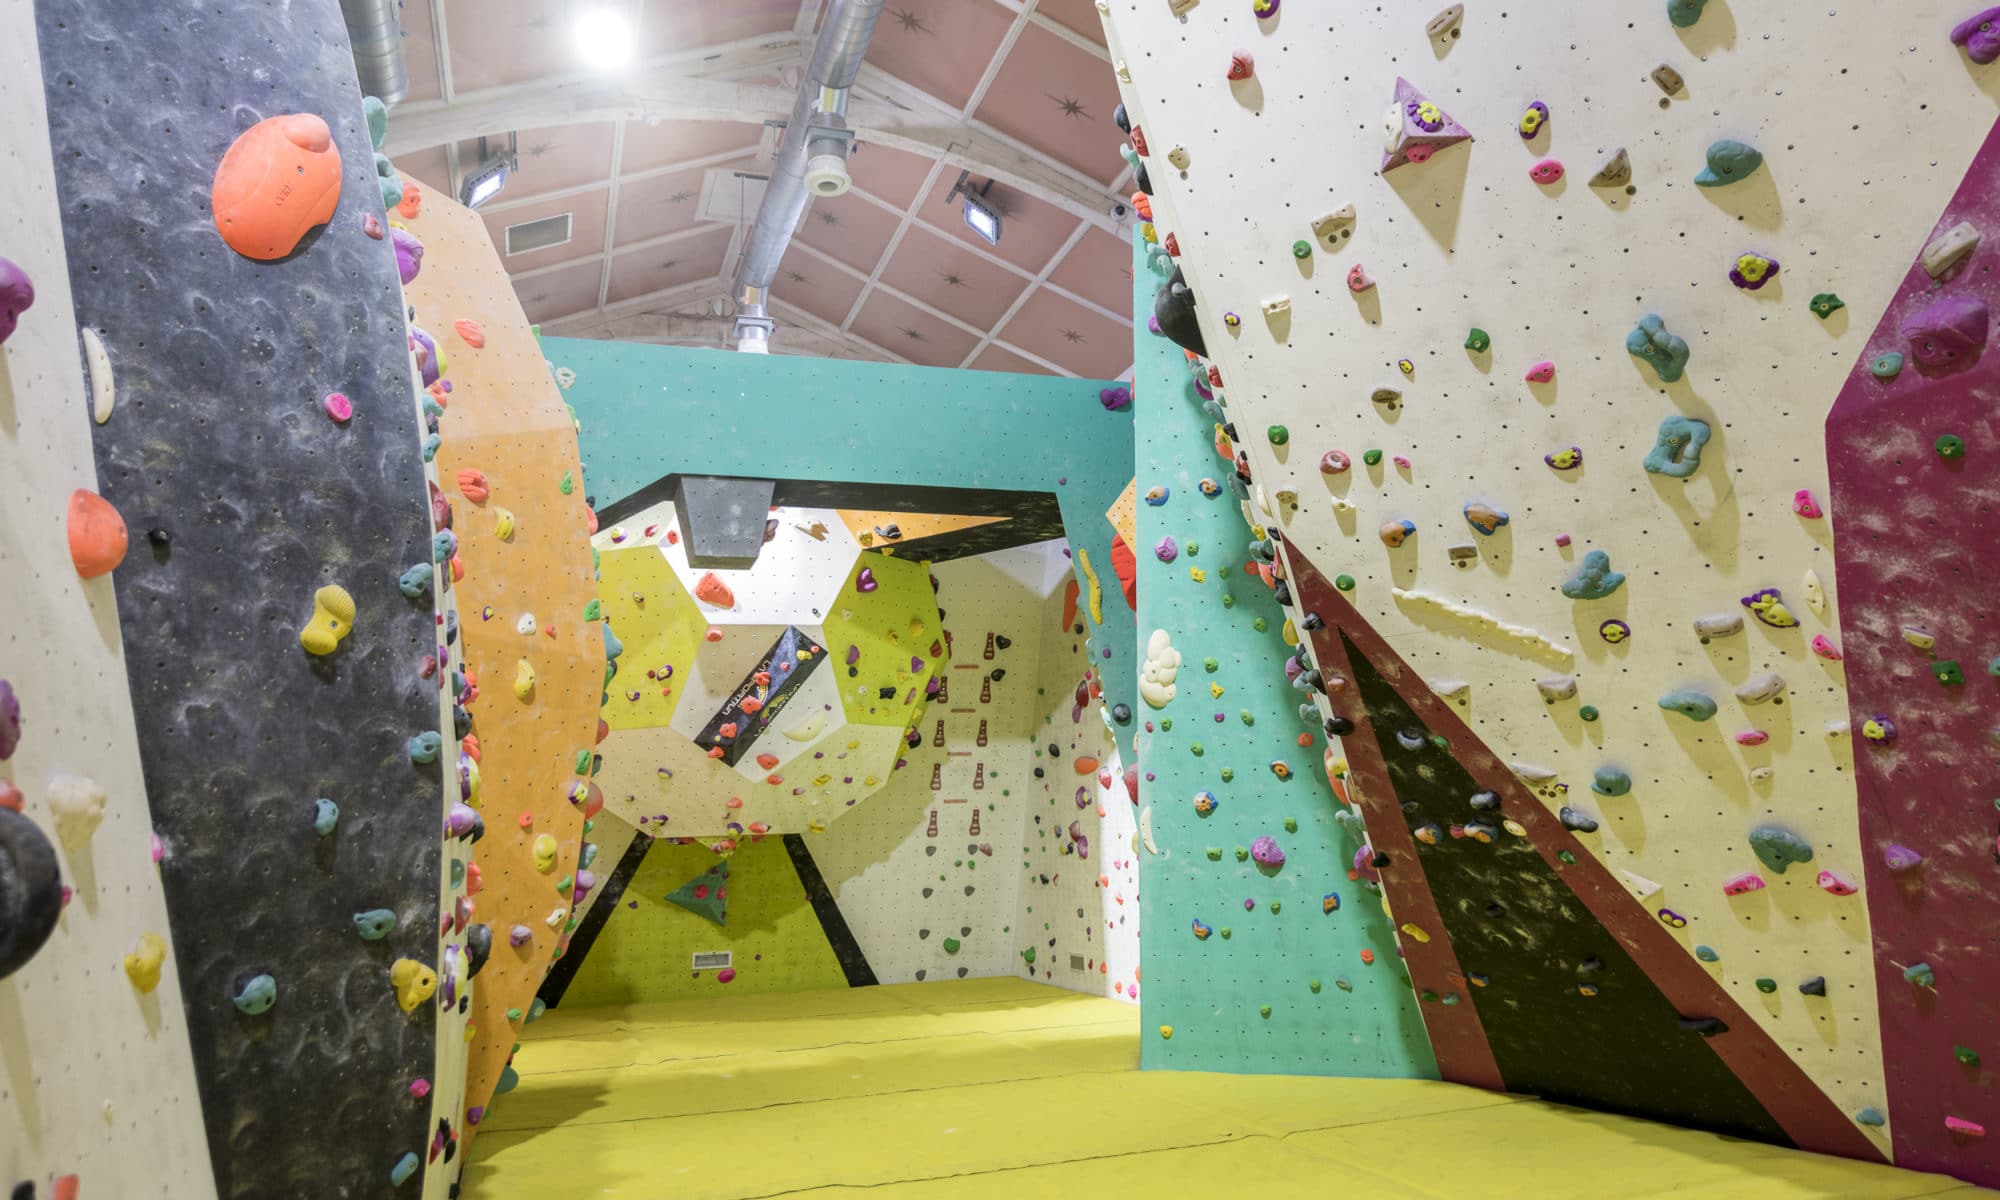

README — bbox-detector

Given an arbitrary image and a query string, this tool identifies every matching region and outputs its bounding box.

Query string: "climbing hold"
[1558,806,1599,833]
[1722,872,1766,896]
[232,973,278,1015]
[1250,836,1286,869]
[1937,433,1966,458]
[1426,3,1463,38]
[392,229,425,285]
[1817,870,1859,896]
[1347,264,1375,292]
[1902,293,1990,372]
[1381,77,1473,173]
[1519,101,1549,139]
[1463,328,1491,353]
[1903,963,1935,988]
[1799,976,1827,997]
[1643,415,1711,478]
[408,732,442,765]
[1379,519,1416,548]
[1362,449,1383,466]
[457,469,489,504]
[1226,48,1255,80]
[1590,147,1633,189]
[1591,766,1632,797]
[0,256,34,345]
[1860,715,1897,742]
[1658,690,1717,721]
[1934,659,1966,686]
[695,572,736,607]
[1320,450,1351,474]
[0,681,17,763]
[1561,549,1625,600]
[494,508,517,540]
[1667,0,1707,26]
[533,833,558,873]
[1627,314,1691,383]
[1810,292,1846,320]
[1523,361,1555,383]
[1923,221,1982,279]
[1528,159,1564,185]
[453,318,486,349]
[1311,205,1357,248]
[1739,587,1797,629]
[1544,446,1582,471]
[1946,1117,1987,1140]
[1733,671,1787,705]
[1869,351,1905,379]
[390,958,438,1013]
[45,776,105,849]
[1694,139,1762,187]
[1857,1108,1887,1127]
[353,909,397,941]
[1952,7,2000,62]
[211,114,342,259]
[1729,252,1778,290]
[1141,630,1181,708]
[313,798,339,836]
[1537,676,1578,703]
[1792,489,1823,519]
[1748,825,1814,874]
[66,489,128,578]
[298,584,356,655]
[432,530,456,563]
[1463,502,1509,535]
[1267,424,1290,445]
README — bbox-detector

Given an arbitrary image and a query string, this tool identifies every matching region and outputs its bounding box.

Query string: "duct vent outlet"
[692,951,733,971]
[504,212,573,256]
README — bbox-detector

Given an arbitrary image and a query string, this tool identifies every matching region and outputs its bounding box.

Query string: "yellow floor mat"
[463,979,1991,1200]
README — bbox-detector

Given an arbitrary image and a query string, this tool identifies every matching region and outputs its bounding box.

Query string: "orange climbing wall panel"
[397,181,603,1141]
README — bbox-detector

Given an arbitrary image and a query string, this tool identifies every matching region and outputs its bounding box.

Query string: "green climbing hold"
[1206,847,1223,860]
[1234,846,1249,861]
[1160,718,1173,731]
[506,1006,524,1021]
[1464,327,1491,353]
[1219,928,1232,939]
[1870,352,1904,379]
[1556,850,1576,864]
[1185,540,1199,555]
[1809,292,1846,320]
[1309,979,1322,993]
[1934,660,1966,686]
[1190,742,1204,756]
[559,470,575,495]
[1021,947,1036,964]
[1579,705,1600,722]
[1219,767,1235,782]
[1429,734,1448,750]
[1955,1044,1980,1066]
[1291,240,1312,259]
[1938,434,1966,459]
[1755,977,1778,993]
[583,598,601,621]
[1268,425,1290,445]
[1268,900,1281,913]
[1252,618,1268,632]
[1220,594,1235,608]
[1335,574,1355,591]
[574,749,593,775]
[942,937,961,954]
[1203,657,1219,672]
[1283,817,1298,833]
[1260,1004,1273,1017]
[1362,449,1384,466]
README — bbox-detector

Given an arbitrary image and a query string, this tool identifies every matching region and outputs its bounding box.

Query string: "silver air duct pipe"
[731,0,886,352]
[341,0,410,107]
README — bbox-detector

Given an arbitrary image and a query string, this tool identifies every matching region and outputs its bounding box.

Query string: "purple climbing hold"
[1883,844,1925,871]
[856,567,878,593]
[0,257,34,345]
[1099,385,1133,411]
[0,678,18,761]
[1952,6,2000,63]
[509,924,533,947]
[1251,835,1286,868]
[845,644,861,666]
[408,325,441,387]
[1902,292,1990,374]
[1154,536,1179,563]
[391,228,424,285]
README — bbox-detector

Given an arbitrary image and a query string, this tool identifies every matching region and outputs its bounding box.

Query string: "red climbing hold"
[66,488,128,578]
[694,572,736,608]
[210,114,342,260]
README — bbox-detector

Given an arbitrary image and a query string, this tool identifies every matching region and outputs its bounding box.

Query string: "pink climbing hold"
[1792,489,1824,519]
[322,391,353,423]
[1811,634,1843,661]
[1722,871,1766,896]
[1817,870,1859,896]
[1529,159,1565,185]
[0,255,35,344]
[1734,729,1769,747]
[1946,1116,1986,1140]
[1320,449,1351,474]
[716,967,737,984]
[1883,844,1923,871]
[1346,263,1376,293]
[1524,361,1556,383]
[856,567,878,593]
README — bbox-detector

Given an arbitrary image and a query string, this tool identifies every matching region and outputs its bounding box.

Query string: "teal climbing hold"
[1695,945,1719,962]
[353,908,397,941]
[1627,314,1691,383]
[232,973,277,1015]
[1871,352,1904,379]
[1694,139,1763,188]
[1667,0,1707,26]
[408,732,443,764]
[1591,766,1632,797]
[1643,414,1711,478]
[602,624,624,660]
[1748,824,1815,874]
[1657,689,1718,721]
[1857,1107,1886,1127]
[431,531,456,564]
[312,797,339,836]
[1561,549,1625,600]
[390,1152,420,1186]
[398,563,434,598]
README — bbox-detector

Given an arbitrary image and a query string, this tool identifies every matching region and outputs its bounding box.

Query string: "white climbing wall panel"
[0,11,214,1196]
[1100,0,1998,1144]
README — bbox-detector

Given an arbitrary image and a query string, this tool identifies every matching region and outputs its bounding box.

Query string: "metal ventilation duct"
[730,0,887,351]
[341,0,409,107]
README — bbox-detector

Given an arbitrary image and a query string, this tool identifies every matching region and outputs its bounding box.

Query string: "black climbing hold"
[1558,806,1599,833]
[1134,162,1153,195]
[1033,767,1045,778]
[1048,743,1060,757]
[452,705,472,739]
[1114,102,1129,133]
[878,686,896,699]
[1485,902,1507,917]
[0,808,63,981]
[1223,422,1239,441]
[1371,851,1391,868]
[994,635,1012,650]
[1111,703,1132,724]
[1324,715,1354,736]
[990,669,1006,682]
[1678,1016,1729,1037]
[146,527,171,546]
[1153,265,1207,357]
[1273,580,1293,607]
[1799,976,1827,997]
[466,924,492,978]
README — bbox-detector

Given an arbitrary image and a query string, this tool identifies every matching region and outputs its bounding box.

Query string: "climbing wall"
[547,339,1139,760]
[1824,123,2000,1183]
[1100,0,1999,1178]
[1018,549,1141,1001]
[391,179,605,1148]
[0,12,215,1195]
[33,0,454,1192]
[1129,236,1439,1074]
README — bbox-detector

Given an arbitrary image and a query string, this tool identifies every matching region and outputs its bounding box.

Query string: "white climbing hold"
[552,365,576,389]
[1749,766,1775,783]
[516,612,537,636]
[1140,629,1182,709]
[1535,676,1578,703]
[82,327,115,425]
[1803,569,1826,616]
[782,710,828,742]
[1511,762,1560,784]
[1139,806,1160,855]
[1431,678,1471,703]
[1254,486,1273,517]
[1735,671,1787,705]
[1390,587,1575,664]
[1260,295,1292,317]
[1693,612,1745,641]
[1923,222,1980,279]
[46,774,107,848]
[1619,870,1664,902]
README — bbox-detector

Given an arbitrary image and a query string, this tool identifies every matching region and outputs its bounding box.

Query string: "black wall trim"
[783,834,878,988]
[537,833,652,1009]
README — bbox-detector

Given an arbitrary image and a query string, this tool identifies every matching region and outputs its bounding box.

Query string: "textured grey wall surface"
[36,1,444,1194]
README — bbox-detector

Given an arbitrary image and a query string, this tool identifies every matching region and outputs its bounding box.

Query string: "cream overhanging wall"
[0,11,212,1194]
[1101,0,1996,1147]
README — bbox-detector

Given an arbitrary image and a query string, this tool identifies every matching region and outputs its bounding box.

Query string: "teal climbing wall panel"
[545,339,1137,759]
[1131,235,1437,1077]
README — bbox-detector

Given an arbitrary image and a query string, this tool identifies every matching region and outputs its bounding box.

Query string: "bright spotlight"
[573,8,635,71]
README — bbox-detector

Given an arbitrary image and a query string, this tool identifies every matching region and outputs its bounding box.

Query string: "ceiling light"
[459,135,516,208]
[946,170,1002,246]
[572,7,635,71]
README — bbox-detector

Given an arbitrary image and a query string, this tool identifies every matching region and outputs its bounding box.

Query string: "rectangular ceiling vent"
[504,212,572,256]
[699,169,771,225]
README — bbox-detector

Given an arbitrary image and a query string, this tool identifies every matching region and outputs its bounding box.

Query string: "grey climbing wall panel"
[35,2,443,1195]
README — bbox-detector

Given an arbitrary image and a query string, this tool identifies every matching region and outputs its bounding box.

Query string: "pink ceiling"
[403,0,1135,376]
[791,191,902,274]
[1045,227,1133,315]
[862,0,1015,111]
[997,288,1130,380]
[613,163,731,246]
[848,142,939,210]
[623,118,762,173]
[773,246,869,329]
[516,260,604,324]
[919,174,1078,273]
[636,0,795,57]
[606,226,735,305]
[480,187,608,273]
[972,23,1123,186]
[876,225,1028,329]
[849,290,980,369]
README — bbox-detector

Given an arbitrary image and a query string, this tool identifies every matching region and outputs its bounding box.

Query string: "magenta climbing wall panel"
[1827,119,2000,1182]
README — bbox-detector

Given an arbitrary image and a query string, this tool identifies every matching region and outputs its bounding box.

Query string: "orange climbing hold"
[66,488,128,578]
[740,696,764,714]
[453,319,487,348]
[457,469,490,503]
[462,733,481,762]
[397,187,422,220]
[1108,533,1139,611]
[694,572,736,608]
[210,113,342,260]
[1061,578,1080,631]
[756,753,780,770]
[1074,756,1100,775]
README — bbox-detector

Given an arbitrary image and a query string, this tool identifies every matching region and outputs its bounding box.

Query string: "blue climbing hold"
[408,731,443,765]
[312,797,340,836]
[398,562,434,599]
[1643,414,1711,479]
[232,973,277,1015]
[1627,314,1691,383]
[1657,689,1718,721]
[1591,765,1633,797]
[1561,549,1626,600]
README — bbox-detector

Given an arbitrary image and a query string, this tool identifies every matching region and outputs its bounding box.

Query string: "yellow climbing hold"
[1158,1025,1174,1039]
[1281,619,1298,646]
[123,932,166,993]
[1209,683,1225,699]
[298,584,356,655]
[533,833,558,873]
[1076,548,1103,626]
[494,507,517,540]
[390,958,439,1013]
[1399,923,1432,944]
[514,659,536,700]
[1190,567,1206,582]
